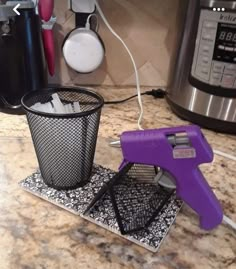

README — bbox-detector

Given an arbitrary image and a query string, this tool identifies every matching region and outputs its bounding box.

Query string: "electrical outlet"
[69,0,95,13]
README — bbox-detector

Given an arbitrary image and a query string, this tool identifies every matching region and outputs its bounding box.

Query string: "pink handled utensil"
[38,0,54,21]
[38,0,56,76]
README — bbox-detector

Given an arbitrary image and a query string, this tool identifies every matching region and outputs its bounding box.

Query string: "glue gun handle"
[176,167,223,230]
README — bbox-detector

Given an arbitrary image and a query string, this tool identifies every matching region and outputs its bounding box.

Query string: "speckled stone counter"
[0,87,235,269]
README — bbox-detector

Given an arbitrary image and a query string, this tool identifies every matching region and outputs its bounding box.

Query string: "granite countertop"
[0,87,235,269]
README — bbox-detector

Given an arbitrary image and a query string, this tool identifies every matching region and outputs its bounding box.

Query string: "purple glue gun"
[119,125,223,230]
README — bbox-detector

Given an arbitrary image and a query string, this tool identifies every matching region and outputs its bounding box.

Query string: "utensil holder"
[21,86,104,190]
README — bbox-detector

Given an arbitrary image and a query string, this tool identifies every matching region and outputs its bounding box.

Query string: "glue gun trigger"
[154,169,176,190]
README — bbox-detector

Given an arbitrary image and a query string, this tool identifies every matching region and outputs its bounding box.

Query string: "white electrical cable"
[94,0,144,130]
[213,149,236,161]
[86,13,99,32]
[213,150,236,231]
[223,215,236,230]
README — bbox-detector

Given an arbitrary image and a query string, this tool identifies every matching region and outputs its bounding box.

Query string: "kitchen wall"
[50,0,183,87]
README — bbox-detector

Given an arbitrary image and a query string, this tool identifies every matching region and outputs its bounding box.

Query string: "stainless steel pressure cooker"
[167,0,236,133]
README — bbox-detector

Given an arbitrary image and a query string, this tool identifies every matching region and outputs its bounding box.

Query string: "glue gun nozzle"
[109,140,121,147]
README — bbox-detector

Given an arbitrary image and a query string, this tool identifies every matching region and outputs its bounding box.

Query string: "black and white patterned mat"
[19,164,183,252]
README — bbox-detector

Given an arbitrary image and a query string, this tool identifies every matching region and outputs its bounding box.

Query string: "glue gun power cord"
[104,89,166,105]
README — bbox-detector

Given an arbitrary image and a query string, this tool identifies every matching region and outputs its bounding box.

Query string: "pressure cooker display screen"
[213,23,236,63]
[218,30,236,42]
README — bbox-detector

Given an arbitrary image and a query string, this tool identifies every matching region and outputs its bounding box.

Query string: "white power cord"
[213,149,236,161]
[213,150,236,231]
[223,215,236,230]
[86,13,99,32]
[94,0,144,130]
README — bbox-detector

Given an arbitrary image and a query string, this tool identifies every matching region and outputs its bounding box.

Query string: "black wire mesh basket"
[85,163,174,235]
[21,87,104,190]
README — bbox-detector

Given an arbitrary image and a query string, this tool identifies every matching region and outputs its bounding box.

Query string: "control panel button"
[199,45,211,55]
[225,47,234,52]
[211,73,222,79]
[218,45,225,50]
[195,66,210,81]
[225,64,236,70]
[201,32,215,42]
[210,78,221,86]
[210,72,222,86]
[224,64,236,75]
[203,21,217,29]
[198,55,211,66]
[213,62,224,73]
[202,35,214,42]
[221,74,235,88]
[202,27,216,41]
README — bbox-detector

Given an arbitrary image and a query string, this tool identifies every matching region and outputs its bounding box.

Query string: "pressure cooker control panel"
[191,9,236,89]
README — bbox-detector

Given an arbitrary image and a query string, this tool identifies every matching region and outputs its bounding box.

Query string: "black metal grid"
[85,163,174,235]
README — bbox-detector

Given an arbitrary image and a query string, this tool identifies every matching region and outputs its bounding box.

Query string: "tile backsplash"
[50,0,182,87]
